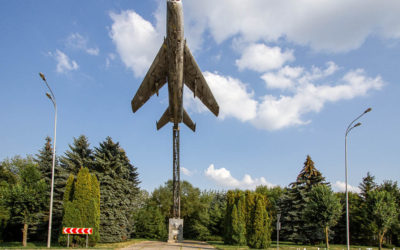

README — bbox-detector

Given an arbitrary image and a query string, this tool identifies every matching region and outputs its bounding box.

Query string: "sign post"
[62,227,93,248]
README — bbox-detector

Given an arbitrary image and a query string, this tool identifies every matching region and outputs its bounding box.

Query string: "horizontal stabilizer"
[156,108,171,130]
[183,109,196,132]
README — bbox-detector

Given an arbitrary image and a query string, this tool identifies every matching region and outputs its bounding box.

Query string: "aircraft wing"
[183,43,219,117]
[131,41,168,113]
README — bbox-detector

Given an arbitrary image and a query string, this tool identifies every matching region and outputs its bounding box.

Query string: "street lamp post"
[344,107,371,250]
[39,73,57,248]
[277,213,281,250]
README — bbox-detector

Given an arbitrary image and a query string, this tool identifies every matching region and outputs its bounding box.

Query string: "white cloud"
[184,72,258,122]
[66,33,99,56]
[333,181,361,193]
[253,66,383,130]
[109,10,162,77]
[185,62,382,131]
[181,167,193,177]
[50,50,79,73]
[261,66,304,90]
[205,164,275,190]
[236,44,294,72]
[183,0,400,52]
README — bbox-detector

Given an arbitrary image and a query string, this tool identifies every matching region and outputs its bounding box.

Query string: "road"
[118,240,215,250]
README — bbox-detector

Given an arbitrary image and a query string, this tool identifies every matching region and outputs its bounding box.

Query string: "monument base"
[168,218,183,243]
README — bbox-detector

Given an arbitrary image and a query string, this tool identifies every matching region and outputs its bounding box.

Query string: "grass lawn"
[95,238,147,249]
[208,241,396,250]
[0,238,146,249]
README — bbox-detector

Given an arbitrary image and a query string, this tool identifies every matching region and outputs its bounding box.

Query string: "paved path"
[119,240,215,250]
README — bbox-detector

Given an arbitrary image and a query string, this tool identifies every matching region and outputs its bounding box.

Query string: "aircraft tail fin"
[156,108,171,130]
[183,109,196,132]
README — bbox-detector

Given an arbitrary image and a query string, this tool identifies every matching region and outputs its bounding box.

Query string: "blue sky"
[1,0,399,192]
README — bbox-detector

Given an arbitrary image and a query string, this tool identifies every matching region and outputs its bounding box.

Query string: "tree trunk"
[325,226,329,249]
[22,223,28,247]
[379,232,385,250]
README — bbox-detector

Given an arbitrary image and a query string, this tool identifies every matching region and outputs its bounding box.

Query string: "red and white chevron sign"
[63,227,93,235]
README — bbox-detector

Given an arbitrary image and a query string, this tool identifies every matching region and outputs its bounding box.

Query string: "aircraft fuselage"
[167,0,184,125]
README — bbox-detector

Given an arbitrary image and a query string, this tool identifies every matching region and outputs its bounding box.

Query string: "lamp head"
[39,72,46,82]
[364,107,372,114]
[46,92,52,100]
[354,122,362,128]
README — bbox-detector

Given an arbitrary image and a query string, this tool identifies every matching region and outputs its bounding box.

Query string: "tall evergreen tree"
[94,137,140,242]
[59,168,100,246]
[60,135,94,175]
[255,185,284,241]
[224,190,272,248]
[207,191,226,239]
[280,155,326,244]
[359,172,377,200]
[358,172,378,244]
[231,200,247,246]
[248,197,271,249]
[224,190,235,244]
[34,136,68,242]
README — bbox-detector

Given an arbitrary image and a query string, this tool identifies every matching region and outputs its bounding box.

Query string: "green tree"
[379,181,400,246]
[224,190,272,248]
[0,157,47,247]
[132,205,167,240]
[256,185,284,241]
[59,167,100,246]
[304,185,342,248]
[0,160,17,240]
[224,190,235,244]
[359,172,377,201]
[94,137,140,242]
[368,189,398,250]
[60,135,94,174]
[357,172,378,244]
[331,192,364,245]
[280,155,326,244]
[231,201,247,246]
[207,191,226,240]
[146,180,211,240]
[34,136,68,241]
[248,197,271,249]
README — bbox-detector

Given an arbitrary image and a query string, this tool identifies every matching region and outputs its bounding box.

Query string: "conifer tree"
[224,191,235,244]
[231,202,247,246]
[244,191,255,237]
[94,137,140,242]
[59,168,100,246]
[280,155,326,244]
[224,190,272,247]
[359,172,377,200]
[357,172,378,244]
[34,136,68,241]
[60,135,94,175]
[249,197,271,249]
[208,191,226,239]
